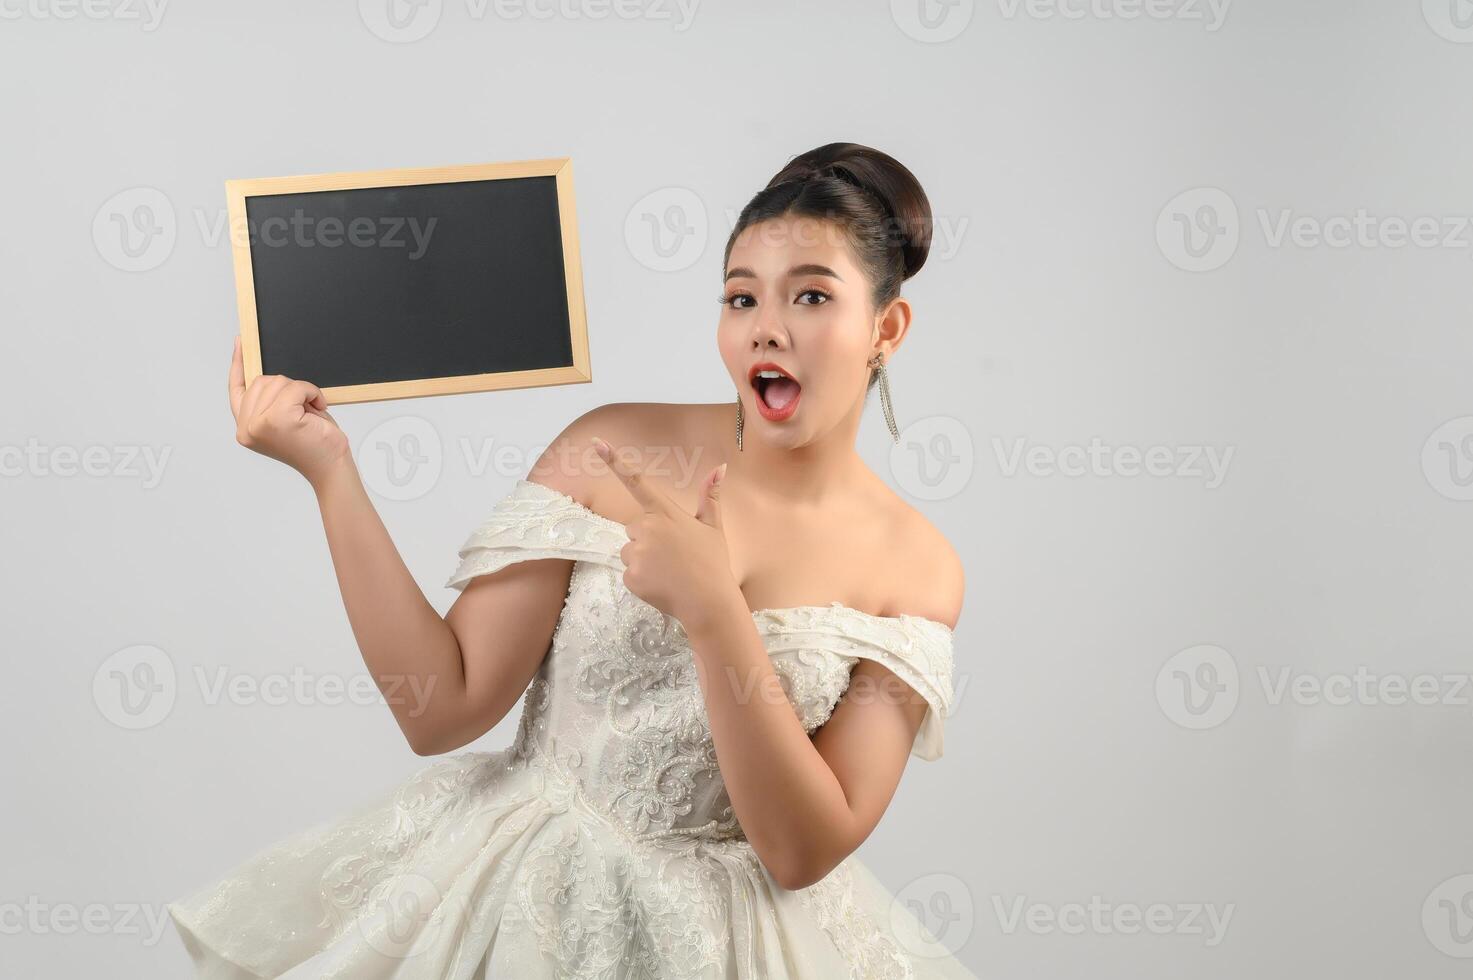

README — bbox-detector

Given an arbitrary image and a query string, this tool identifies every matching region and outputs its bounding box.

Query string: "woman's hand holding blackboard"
[225,331,478,757]
[228,336,348,488]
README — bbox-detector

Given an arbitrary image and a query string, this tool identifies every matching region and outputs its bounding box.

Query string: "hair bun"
[770,143,933,280]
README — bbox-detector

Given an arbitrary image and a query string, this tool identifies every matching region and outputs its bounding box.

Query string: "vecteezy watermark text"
[992,437,1234,488]
[0,897,172,946]
[0,439,171,488]
[92,644,440,730]
[358,0,701,43]
[994,0,1230,31]
[93,187,440,273]
[1157,644,1473,729]
[0,0,168,30]
[1158,187,1473,272]
[993,895,1235,946]
[209,209,438,260]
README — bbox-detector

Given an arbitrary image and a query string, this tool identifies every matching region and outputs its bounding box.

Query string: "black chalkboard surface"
[225,159,590,404]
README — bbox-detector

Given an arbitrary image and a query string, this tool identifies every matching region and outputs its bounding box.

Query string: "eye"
[796,287,831,305]
[719,291,755,310]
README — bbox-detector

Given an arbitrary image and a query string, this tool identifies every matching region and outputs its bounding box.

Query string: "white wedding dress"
[167,479,976,980]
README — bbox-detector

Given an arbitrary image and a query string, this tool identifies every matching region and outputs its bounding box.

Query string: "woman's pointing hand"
[591,436,738,633]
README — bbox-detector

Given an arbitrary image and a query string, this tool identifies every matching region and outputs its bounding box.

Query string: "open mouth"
[749,362,802,421]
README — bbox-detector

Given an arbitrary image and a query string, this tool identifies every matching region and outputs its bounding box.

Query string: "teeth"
[756,370,786,380]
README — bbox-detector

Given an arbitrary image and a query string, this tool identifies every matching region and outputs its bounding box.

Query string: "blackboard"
[225,159,590,404]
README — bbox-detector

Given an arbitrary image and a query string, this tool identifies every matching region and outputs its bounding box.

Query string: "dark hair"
[723,142,933,310]
[723,143,933,392]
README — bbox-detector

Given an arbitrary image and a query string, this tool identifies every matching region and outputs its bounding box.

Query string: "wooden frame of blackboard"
[224,157,591,405]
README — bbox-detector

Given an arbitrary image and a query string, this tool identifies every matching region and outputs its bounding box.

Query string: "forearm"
[685,592,858,888]
[309,457,465,741]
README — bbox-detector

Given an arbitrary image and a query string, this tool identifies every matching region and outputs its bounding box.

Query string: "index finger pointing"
[592,436,670,515]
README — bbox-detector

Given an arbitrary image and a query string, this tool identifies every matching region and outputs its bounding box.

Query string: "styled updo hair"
[722,143,933,391]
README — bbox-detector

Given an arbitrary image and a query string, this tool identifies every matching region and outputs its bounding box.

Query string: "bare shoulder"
[526,401,701,519]
[873,485,966,631]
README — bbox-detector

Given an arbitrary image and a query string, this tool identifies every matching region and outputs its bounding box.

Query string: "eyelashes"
[717,287,833,309]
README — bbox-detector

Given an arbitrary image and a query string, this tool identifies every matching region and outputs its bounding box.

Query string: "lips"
[748,362,801,422]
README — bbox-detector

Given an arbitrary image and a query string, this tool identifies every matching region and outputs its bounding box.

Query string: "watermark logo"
[890,414,974,501]
[0,0,169,30]
[93,645,177,730]
[993,895,1235,945]
[1423,0,1473,43]
[1257,209,1473,251]
[1161,649,1473,725]
[0,439,172,487]
[358,0,699,38]
[0,897,172,945]
[1422,416,1473,501]
[95,194,437,273]
[92,656,438,729]
[469,0,700,29]
[1423,874,1473,957]
[1156,644,1238,729]
[996,0,1231,29]
[193,666,436,713]
[625,187,707,272]
[1160,188,1473,271]
[358,872,468,959]
[717,207,972,266]
[992,437,1233,488]
[1258,667,1473,708]
[357,416,443,501]
[892,872,975,958]
[221,210,439,259]
[1157,187,1239,272]
[890,0,975,43]
[359,0,443,42]
[93,187,176,272]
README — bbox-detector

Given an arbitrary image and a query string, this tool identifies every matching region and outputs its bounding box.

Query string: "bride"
[168,142,976,979]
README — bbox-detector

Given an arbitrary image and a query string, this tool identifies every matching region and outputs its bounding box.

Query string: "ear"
[873,295,913,357]
[694,463,726,532]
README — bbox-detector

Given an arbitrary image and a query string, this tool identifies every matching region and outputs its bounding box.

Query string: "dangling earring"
[735,394,744,451]
[869,352,901,444]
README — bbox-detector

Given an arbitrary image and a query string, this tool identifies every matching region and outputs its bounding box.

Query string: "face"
[718,214,890,449]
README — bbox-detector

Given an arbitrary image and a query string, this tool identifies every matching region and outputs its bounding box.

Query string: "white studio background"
[3,2,1472,978]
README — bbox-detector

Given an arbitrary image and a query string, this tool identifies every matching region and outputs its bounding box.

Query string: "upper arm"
[809,523,965,854]
[809,659,931,850]
[433,403,632,753]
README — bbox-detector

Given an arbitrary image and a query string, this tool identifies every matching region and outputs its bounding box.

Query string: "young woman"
[168,142,975,979]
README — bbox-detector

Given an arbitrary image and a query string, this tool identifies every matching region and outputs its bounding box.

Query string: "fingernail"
[714,463,727,485]
[591,435,608,456]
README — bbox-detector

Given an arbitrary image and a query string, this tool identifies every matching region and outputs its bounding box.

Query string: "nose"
[748,308,789,351]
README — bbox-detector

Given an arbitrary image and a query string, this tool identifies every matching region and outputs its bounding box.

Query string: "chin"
[748,418,812,450]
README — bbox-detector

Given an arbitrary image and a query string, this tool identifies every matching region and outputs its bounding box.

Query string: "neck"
[722,395,871,505]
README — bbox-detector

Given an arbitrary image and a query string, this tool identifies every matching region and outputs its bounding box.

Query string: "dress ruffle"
[168,750,977,979]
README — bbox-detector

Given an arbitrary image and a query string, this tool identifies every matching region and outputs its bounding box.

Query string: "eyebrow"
[724,263,844,282]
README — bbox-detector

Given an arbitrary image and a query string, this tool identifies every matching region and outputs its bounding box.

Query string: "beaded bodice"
[444,479,957,844]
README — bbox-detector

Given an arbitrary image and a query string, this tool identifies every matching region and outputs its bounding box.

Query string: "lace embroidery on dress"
[444,481,628,586]
[798,862,916,980]
[436,479,962,976]
[445,478,956,761]
[315,754,524,937]
[167,477,973,979]
[446,478,958,974]
[167,477,972,972]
